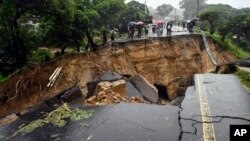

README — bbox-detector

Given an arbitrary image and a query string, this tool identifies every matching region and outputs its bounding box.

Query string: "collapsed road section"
[0,35,237,117]
[0,74,249,141]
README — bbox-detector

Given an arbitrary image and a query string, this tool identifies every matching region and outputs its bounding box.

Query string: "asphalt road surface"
[180,74,250,141]
[0,73,250,141]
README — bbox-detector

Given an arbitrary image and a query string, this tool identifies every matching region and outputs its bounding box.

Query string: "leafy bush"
[235,70,250,88]
[29,50,51,63]
[209,34,250,58]
[0,74,7,83]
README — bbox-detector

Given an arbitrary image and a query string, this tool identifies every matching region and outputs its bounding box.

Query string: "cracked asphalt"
[0,73,250,141]
[180,74,250,141]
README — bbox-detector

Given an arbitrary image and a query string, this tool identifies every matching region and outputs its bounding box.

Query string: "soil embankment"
[0,35,236,116]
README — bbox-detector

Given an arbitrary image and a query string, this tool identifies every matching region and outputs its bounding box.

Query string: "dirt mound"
[0,35,237,116]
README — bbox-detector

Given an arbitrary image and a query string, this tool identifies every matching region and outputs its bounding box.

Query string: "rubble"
[84,80,147,105]
[84,73,161,105]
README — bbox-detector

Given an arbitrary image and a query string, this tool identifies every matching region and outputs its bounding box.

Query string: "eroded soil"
[0,35,236,116]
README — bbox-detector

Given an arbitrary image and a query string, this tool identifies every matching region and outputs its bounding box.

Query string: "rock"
[60,86,83,102]
[167,83,178,100]
[85,80,127,105]
[129,75,158,103]
[126,81,144,98]
[0,114,18,126]
[93,80,126,97]
[99,72,123,81]
[111,80,126,96]
[86,72,124,98]
[87,81,98,98]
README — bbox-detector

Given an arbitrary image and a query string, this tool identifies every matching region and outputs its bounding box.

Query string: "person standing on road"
[166,22,173,36]
[111,30,115,41]
[182,21,186,31]
[137,25,142,38]
[144,24,149,37]
[128,24,135,39]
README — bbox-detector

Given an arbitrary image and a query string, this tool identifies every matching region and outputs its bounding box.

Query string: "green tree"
[156,4,173,18]
[127,0,149,20]
[199,10,222,34]
[0,0,48,74]
[117,1,152,33]
[93,0,126,44]
[199,4,236,35]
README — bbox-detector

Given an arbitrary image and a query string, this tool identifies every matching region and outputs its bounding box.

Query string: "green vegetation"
[0,74,7,83]
[199,10,222,34]
[209,34,250,58]
[235,69,250,89]
[11,103,94,137]
[29,50,52,64]
[0,0,152,75]
[198,4,250,59]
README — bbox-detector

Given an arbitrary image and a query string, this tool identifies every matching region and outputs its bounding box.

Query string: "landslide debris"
[10,103,94,137]
[0,35,237,116]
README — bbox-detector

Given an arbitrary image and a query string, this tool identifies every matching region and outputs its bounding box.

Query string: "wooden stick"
[49,67,60,81]
[50,66,63,87]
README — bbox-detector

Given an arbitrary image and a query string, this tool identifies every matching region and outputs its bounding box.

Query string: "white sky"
[125,0,250,9]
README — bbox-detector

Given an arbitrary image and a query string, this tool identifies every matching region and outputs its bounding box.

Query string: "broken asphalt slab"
[130,75,159,103]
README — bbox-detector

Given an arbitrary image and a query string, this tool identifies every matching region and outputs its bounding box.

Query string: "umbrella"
[155,20,164,24]
[129,21,136,26]
[136,21,144,25]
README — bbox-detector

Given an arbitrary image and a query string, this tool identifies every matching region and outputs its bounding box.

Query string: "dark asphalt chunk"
[126,81,144,98]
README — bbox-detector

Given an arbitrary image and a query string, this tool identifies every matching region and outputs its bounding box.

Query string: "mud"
[0,35,237,116]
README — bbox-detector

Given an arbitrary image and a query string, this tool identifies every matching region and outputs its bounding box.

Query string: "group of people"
[153,22,173,36]
[128,24,148,39]
[113,19,197,41]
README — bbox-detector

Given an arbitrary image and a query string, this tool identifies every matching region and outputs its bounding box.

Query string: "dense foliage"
[199,4,250,52]
[0,0,152,75]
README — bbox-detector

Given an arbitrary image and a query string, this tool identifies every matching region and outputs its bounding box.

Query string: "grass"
[0,74,7,83]
[235,69,250,90]
[208,33,250,59]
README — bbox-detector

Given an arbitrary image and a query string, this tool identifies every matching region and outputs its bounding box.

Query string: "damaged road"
[179,73,250,141]
[0,103,181,141]
[1,73,250,141]
[0,74,250,141]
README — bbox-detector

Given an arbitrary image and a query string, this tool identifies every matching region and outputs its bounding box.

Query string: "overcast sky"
[125,0,250,9]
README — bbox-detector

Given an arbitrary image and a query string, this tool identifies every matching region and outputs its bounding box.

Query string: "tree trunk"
[86,30,96,51]
[13,16,27,68]
[102,31,107,44]
[61,45,67,55]
[221,35,225,41]
[209,22,214,35]
[77,46,80,52]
